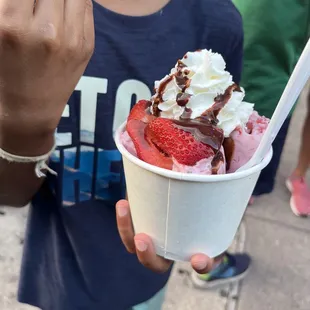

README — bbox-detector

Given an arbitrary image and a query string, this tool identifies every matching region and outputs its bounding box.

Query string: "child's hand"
[0,0,94,154]
[116,200,214,274]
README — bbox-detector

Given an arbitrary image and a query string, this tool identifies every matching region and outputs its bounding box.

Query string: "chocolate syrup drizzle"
[176,93,191,107]
[152,75,174,116]
[152,58,191,116]
[198,84,241,126]
[151,52,241,173]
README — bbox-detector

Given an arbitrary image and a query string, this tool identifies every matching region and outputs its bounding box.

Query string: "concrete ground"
[1,88,309,310]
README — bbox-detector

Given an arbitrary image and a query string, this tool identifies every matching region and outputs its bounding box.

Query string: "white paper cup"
[115,123,273,261]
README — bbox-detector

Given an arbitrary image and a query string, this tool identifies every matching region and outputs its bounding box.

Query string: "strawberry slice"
[128,100,155,123]
[126,119,173,170]
[145,118,215,166]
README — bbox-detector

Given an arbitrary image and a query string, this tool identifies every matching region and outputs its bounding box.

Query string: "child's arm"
[0,0,94,207]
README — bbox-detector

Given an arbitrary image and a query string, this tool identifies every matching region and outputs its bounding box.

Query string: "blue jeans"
[131,287,166,310]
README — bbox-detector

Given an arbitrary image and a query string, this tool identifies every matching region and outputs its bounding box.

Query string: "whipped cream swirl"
[151,49,254,137]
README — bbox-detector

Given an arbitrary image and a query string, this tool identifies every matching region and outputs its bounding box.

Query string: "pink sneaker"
[286,176,310,217]
[248,196,255,206]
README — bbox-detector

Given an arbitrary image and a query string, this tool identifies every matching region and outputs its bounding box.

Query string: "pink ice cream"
[228,112,269,173]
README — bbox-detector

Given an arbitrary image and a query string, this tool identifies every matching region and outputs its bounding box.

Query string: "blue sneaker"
[191,253,251,289]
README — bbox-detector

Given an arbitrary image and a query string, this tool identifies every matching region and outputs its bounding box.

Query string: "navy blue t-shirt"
[18,1,243,309]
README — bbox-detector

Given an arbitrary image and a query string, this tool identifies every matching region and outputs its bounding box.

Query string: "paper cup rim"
[115,122,273,183]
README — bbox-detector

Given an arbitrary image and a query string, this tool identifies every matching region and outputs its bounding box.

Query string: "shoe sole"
[286,179,309,218]
[190,268,249,290]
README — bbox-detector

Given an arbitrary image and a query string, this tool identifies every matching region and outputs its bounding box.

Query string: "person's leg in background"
[131,286,167,310]
[286,91,310,216]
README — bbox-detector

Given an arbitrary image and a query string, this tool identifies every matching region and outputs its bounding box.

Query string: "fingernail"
[117,205,128,217]
[195,260,207,271]
[135,240,148,252]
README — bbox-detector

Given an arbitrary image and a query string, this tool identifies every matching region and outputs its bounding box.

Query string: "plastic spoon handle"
[238,38,310,172]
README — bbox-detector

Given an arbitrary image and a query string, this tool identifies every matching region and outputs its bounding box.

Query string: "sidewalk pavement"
[0,90,309,310]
